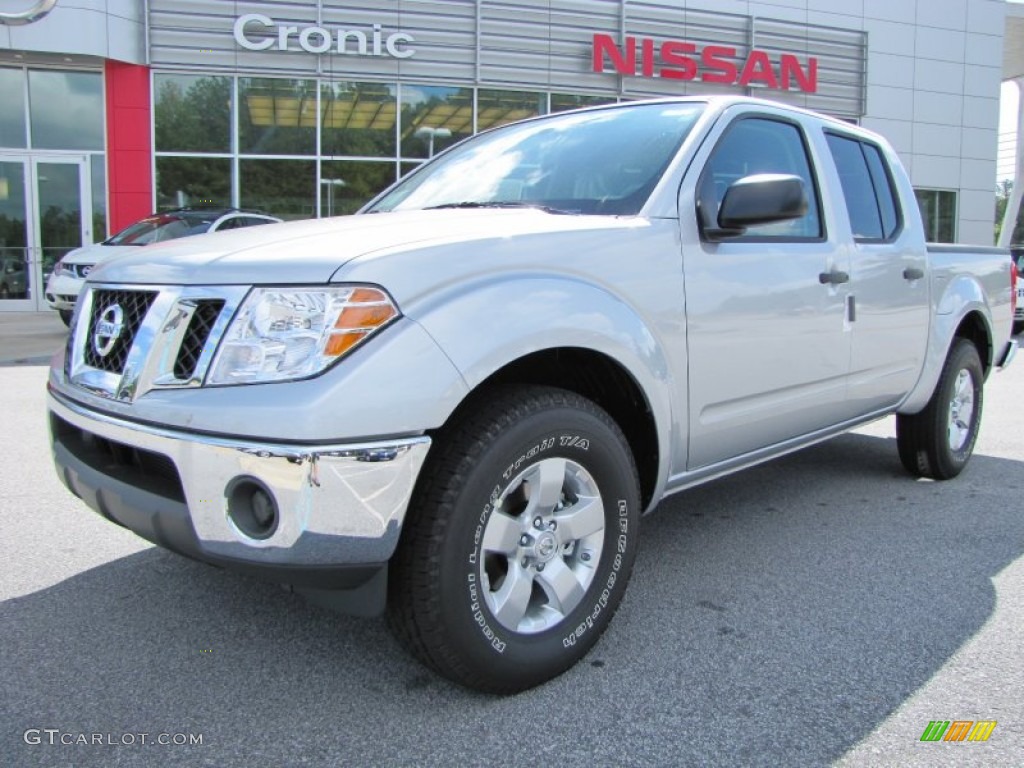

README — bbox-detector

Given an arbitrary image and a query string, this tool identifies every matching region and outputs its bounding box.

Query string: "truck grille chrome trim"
[82,289,156,372]
[67,284,251,401]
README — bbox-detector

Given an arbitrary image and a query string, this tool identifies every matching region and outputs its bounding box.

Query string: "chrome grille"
[173,300,225,381]
[82,290,158,373]
[67,284,249,402]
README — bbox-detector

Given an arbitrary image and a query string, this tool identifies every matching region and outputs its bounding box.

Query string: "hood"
[86,209,639,286]
[59,242,126,267]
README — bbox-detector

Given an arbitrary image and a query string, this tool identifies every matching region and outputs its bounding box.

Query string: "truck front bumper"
[48,387,431,606]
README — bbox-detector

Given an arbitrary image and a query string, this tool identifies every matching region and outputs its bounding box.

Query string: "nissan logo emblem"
[0,0,57,26]
[93,304,125,358]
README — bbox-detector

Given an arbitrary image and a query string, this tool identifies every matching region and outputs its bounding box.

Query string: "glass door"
[0,157,31,309]
[31,156,92,311]
[0,154,91,312]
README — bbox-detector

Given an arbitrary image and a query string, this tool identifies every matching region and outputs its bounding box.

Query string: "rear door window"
[825,133,902,242]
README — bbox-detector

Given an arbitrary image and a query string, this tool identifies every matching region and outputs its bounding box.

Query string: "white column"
[998,77,1024,248]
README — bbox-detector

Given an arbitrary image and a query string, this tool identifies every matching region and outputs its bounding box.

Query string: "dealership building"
[0,0,1015,312]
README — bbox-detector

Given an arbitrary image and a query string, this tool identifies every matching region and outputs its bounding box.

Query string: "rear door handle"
[819,269,850,285]
[903,267,924,281]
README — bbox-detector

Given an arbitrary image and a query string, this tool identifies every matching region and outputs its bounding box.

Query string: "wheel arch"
[408,274,678,512]
[435,347,663,511]
[952,310,994,376]
[900,304,995,415]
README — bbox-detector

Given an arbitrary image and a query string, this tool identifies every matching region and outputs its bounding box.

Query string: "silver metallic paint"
[49,390,431,566]
[51,97,1016,551]
[53,312,469,443]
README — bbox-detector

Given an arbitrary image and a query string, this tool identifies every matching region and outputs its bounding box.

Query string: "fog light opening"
[226,477,279,540]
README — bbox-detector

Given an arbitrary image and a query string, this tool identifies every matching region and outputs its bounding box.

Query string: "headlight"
[54,261,75,277]
[207,285,398,385]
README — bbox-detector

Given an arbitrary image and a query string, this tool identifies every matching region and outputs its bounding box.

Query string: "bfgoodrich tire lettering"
[896,339,983,480]
[387,385,640,693]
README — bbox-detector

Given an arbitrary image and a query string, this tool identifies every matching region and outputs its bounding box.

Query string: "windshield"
[366,102,705,216]
[104,213,215,245]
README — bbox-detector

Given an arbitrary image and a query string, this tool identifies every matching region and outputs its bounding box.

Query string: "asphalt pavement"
[1,320,1021,767]
[0,311,67,366]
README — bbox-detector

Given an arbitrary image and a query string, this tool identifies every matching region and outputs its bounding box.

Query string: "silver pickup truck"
[48,97,1017,693]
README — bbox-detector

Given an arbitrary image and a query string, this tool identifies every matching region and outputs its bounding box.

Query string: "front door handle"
[819,269,850,285]
[903,267,924,281]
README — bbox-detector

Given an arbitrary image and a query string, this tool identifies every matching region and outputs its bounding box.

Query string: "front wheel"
[896,339,983,480]
[388,385,640,693]
[58,309,73,327]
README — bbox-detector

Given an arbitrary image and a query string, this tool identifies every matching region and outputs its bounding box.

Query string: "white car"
[46,208,281,325]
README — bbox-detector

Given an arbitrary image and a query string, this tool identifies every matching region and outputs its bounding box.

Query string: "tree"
[996,180,1024,244]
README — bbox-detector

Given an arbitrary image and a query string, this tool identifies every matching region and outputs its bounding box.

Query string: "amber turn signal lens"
[324,287,397,358]
[325,330,369,357]
[335,304,396,330]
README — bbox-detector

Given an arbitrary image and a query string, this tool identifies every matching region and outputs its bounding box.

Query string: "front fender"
[407,274,676,506]
[899,274,994,415]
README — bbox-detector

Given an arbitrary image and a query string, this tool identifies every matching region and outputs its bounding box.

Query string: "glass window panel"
[699,118,822,240]
[825,134,882,240]
[476,89,546,131]
[321,81,396,158]
[37,162,84,280]
[154,74,232,153]
[240,159,315,220]
[0,68,27,149]
[372,104,703,217]
[915,189,957,243]
[400,162,423,178]
[239,77,317,155]
[863,144,901,239]
[400,85,473,158]
[156,156,231,211]
[90,154,107,240]
[550,93,618,113]
[320,160,396,217]
[0,161,29,299]
[29,70,103,150]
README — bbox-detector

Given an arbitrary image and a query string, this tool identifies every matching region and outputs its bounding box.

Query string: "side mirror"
[706,173,808,239]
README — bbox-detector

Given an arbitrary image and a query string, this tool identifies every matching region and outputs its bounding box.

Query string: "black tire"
[896,339,983,480]
[1013,321,1023,337]
[58,309,73,327]
[388,385,640,693]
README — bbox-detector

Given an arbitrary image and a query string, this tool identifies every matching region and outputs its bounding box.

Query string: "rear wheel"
[896,339,983,480]
[388,385,640,693]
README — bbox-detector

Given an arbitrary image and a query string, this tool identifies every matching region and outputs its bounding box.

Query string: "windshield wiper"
[424,201,575,215]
